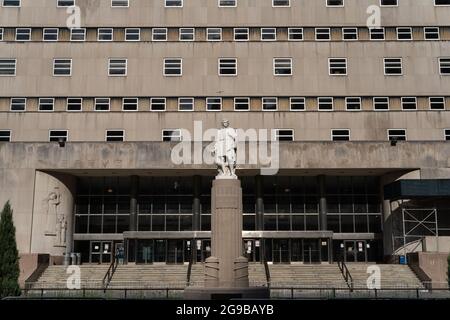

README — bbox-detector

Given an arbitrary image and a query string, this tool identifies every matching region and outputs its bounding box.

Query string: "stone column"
[318,175,328,231]
[205,179,248,288]
[129,175,139,232]
[255,175,264,231]
[193,175,201,231]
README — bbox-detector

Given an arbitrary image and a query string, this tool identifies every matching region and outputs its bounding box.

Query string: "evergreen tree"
[448,253,450,287]
[0,201,21,298]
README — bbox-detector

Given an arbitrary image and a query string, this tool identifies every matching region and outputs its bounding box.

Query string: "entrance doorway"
[195,239,211,263]
[344,240,367,262]
[264,239,329,264]
[90,241,112,264]
[243,239,261,262]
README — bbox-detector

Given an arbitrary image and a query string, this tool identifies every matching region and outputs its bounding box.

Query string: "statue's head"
[222,119,229,128]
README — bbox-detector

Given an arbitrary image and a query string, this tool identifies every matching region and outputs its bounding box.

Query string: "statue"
[55,213,67,247]
[213,119,237,179]
[43,188,61,236]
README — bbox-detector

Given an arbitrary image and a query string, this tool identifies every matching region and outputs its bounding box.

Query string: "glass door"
[137,240,154,264]
[356,240,367,262]
[101,242,112,263]
[90,241,101,263]
[303,239,320,264]
[273,239,290,264]
[167,240,184,264]
[243,239,261,262]
[90,241,112,264]
[291,239,303,262]
[344,240,356,262]
[154,239,166,263]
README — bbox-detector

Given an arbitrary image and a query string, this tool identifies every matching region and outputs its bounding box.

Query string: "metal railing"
[337,256,354,291]
[14,287,450,300]
[263,260,271,288]
[102,258,118,291]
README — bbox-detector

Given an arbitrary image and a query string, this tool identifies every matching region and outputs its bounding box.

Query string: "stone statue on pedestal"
[213,119,237,179]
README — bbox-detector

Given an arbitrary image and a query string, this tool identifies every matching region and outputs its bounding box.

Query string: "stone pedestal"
[184,178,269,299]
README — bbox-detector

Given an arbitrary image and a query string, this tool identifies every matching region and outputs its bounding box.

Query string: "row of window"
[1,128,449,143]
[2,57,449,77]
[3,96,449,112]
[2,26,445,42]
[2,0,449,8]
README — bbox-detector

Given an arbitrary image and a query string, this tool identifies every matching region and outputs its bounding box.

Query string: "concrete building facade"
[1,0,450,270]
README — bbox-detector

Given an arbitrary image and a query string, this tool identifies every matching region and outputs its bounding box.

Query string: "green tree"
[0,201,21,298]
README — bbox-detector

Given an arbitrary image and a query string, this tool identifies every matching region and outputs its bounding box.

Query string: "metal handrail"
[263,260,271,288]
[337,256,354,291]
[102,258,118,291]
[186,259,193,286]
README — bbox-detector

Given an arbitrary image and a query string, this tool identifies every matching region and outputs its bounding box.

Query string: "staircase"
[345,263,424,288]
[31,265,110,289]
[108,264,188,288]
[268,264,348,288]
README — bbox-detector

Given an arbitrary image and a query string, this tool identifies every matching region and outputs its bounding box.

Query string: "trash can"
[70,253,76,265]
[63,253,71,266]
[75,253,81,265]
[399,255,407,265]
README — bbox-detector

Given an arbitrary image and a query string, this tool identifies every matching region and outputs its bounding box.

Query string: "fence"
[11,287,450,300]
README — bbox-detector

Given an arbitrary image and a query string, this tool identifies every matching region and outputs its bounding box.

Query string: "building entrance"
[264,238,329,264]
[90,241,112,264]
[344,240,368,262]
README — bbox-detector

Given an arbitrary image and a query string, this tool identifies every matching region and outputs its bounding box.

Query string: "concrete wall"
[0,42,449,97]
[0,0,449,27]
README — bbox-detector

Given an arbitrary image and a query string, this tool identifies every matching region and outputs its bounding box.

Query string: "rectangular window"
[16,28,31,41]
[2,1,21,7]
[150,98,166,111]
[332,129,350,141]
[234,28,249,41]
[219,0,236,7]
[0,59,16,76]
[397,27,412,40]
[57,0,75,6]
[70,28,86,41]
[262,97,278,111]
[67,98,82,111]
[435,0,450,6]
[206,97,222,111]
[152,28,167,41]
[388,129,406,141]
[329,58,347,75]
[380,0,398,6]
[429,97,445,110]
[273,58,292,76]
[273,0,290,7]
[108,58,127,76]
[384,58,402,75]
[288,28,303,41]
[290,97,305,111]
[162,129,182,142]
[373,97,389,111]
[207,28,222,41]
[106,130,125,142]
[111,0,129,7]
[424,27,440,40]
[274,129,294,141]
[10,97,26,111]
[261,28,276,41]
[342,28,358,40]
[53,59,72,76]
[370,28,385,40]
[439,58,450,75]
[178,97,194,111]
[95,98,110,111]
[0,28,3,41]
[327,0,344,6]
[179,28,194,41]
[122,98,138,111]
[165,0,183,7]
[445,129,450,141]
[401,97,417,110]
[43,28,59,41]
[39,98,55,111]
[315,28,331,41]
[345,97,361,110]
[0,130,11,142]
[218,58,237,76]
[98,28,113,41]
[49,130,68,142]
[164,58,182,76]
[318,97,333,111]
[125,28,140,41]
[234,97,250,111]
